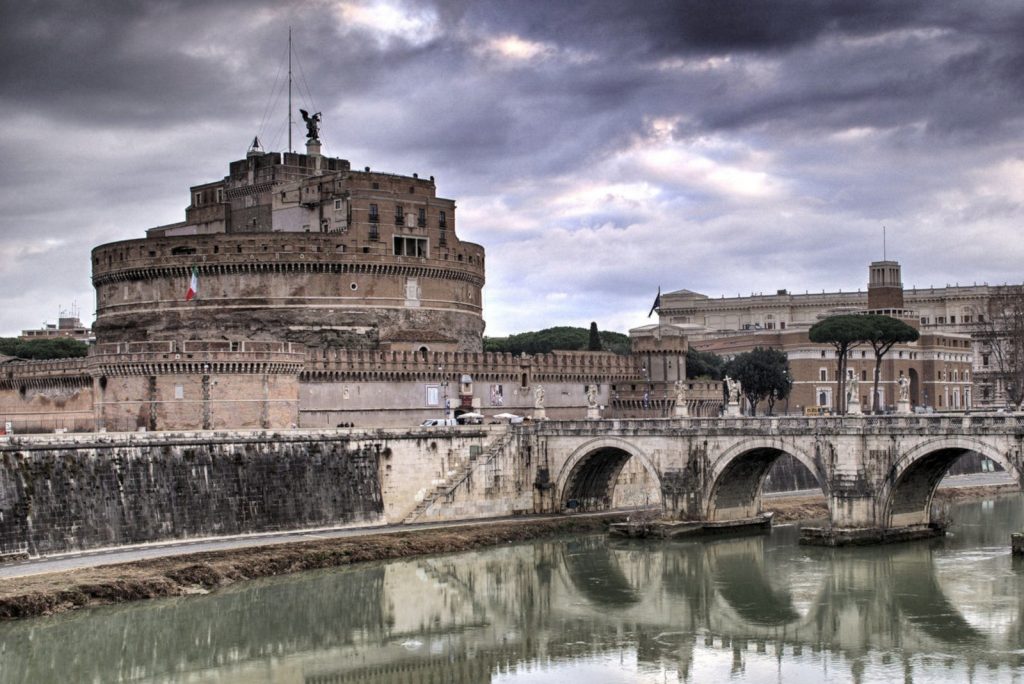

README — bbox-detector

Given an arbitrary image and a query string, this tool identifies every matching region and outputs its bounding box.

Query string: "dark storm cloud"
[1,0,1023,336]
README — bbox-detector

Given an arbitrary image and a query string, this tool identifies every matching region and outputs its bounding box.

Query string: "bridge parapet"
[522,414,1024,438]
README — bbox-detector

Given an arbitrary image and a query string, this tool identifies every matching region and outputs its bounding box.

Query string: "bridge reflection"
[1,509,1023,683]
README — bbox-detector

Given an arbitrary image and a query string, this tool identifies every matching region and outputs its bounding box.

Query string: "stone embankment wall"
[0,428,510,557]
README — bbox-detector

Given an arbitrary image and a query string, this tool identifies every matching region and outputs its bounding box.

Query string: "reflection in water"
[3,497,1024,683]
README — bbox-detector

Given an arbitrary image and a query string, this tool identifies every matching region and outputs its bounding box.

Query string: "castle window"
[409,186,415,194]
[920,317,929,325]
[334,199,343,210]
[417,208,426,227]
[819,368,827,381]
[439,229,447,246]
[369,204,379,222]
[395,206,404,224]
[194,192,202,206]
[372,182,379,190]
[393,236,428,257]
[439,211,447,228]
[949,315,956,324]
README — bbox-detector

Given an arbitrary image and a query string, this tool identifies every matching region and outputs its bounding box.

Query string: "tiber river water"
[3,496,1024,683]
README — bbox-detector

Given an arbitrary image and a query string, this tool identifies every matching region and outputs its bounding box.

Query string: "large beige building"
[95,138,484,353]
[662,260,981,412]
[0,134,722,433]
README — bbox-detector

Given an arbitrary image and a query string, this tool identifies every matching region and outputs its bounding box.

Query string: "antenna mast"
[288,27,293,153]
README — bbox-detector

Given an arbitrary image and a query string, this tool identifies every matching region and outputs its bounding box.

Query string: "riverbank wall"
[0,428,523,557]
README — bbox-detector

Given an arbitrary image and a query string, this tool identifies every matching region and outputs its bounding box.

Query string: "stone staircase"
[402,430,514,524]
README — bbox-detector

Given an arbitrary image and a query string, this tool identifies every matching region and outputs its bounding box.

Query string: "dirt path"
[0,516,617,621]
[1,483,1017,621]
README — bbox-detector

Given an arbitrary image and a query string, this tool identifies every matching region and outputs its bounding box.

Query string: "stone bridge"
[519,414,1024,542]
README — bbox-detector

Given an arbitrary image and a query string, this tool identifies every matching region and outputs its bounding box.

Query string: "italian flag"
[185,266,198,301]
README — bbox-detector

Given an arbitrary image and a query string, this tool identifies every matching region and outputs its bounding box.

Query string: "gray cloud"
[1,0,1023,337]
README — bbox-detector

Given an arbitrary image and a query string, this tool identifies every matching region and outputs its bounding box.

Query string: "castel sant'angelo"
[2,125,713,433]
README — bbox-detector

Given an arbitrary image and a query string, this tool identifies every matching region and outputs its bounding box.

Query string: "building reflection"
[2,499,1024,683]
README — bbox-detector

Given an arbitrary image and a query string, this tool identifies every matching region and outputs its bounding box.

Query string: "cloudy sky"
[2,1,1023,338]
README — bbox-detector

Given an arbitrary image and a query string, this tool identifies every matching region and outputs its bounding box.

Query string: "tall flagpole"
[288,27,293,153]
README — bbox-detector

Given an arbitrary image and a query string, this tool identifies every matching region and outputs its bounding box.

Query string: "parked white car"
[420,418,459,427]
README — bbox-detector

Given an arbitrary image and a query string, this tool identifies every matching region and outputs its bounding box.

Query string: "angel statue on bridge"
[898,374,910,402]
[725,375,742,404]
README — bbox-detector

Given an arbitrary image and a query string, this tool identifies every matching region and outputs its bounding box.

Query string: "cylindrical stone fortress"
[92,145,485,352]
[92,232,485,351]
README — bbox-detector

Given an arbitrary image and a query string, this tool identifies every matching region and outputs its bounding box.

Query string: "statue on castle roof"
[300,109,321,141]
[534,384,545,410]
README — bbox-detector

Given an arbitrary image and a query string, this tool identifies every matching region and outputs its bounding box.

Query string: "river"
[2,495,1024,683]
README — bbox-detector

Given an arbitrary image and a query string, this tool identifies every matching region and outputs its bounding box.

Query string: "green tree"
[0,337,89,360]
[587,322,601,351]
[686,348,725,380]
[724,347,792,416]
[861,315,920,413]
[484,326,630,355]
[808,315,872,414]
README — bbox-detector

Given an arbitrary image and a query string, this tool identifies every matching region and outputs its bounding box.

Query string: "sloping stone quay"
[0,428,512,558]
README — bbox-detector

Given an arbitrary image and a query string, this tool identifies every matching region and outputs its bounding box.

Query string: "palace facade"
[661,260,991,412]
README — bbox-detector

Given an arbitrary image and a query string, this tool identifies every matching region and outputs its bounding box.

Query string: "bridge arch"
[880,436,1020,529]
[705,438,826,522]
[555,437,661,512]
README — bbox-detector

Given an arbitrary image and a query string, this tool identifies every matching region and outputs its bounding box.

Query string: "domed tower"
[91,141,486,353]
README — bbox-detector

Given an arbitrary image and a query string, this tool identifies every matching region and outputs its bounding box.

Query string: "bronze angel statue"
[300,109,321,140]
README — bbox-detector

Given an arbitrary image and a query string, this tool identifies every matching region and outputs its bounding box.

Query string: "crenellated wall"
[0,345,721,431]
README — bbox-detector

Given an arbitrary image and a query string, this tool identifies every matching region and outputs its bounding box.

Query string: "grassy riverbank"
[1,482,1018,621]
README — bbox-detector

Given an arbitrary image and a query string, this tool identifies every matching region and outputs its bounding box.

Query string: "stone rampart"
[0,431,386,556]
[0,428,506,556]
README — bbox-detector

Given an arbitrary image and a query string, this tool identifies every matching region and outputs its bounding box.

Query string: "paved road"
[0,510,621,580]
[3,472,1016,580]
